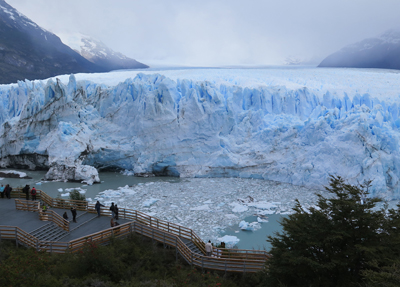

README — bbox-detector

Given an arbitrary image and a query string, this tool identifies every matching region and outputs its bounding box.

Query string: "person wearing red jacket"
[30,187,37,200]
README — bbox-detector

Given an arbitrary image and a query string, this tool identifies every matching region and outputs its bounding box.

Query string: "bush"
[69,189,86,201]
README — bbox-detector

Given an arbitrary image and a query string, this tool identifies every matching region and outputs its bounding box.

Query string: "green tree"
[69,189,86,201]
[266,175,391,287]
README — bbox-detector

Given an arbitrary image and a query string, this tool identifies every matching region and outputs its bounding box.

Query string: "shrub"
[69,189,86,201]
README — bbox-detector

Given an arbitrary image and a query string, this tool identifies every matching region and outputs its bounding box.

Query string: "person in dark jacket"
[23,184,30,200]
[5,184,12,199]
[63,212,68,220]
[30,187,37,201]
[114,204,119,220]
[70,207,77,223]
[95,201,105,217]
[110,202,115,218]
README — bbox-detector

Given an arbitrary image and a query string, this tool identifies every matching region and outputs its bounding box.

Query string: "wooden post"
[175,237,178,261]
[15,228,18,248]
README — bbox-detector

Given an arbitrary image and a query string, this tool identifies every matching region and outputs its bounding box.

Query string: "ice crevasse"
[0,71,399,197]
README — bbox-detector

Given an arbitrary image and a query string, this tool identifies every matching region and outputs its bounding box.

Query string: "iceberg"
[0,68,400,198]
[217,235,240,247]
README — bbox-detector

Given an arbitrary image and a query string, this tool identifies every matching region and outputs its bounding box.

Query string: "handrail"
[15,199,40,212]
[39,210,69,232]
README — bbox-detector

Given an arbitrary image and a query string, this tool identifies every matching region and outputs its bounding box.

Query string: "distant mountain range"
[0,0,147,84]
[319,29,400,70]
[58,33,148,72]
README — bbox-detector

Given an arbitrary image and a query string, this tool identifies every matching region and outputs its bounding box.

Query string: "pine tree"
[266,175,388,287]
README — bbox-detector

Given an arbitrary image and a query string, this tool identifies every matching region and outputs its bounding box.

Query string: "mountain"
[318,29,400,70]
[0,68,400,198]
[0,1,148,85]
[58,33,148,71]
[0,0,106,84]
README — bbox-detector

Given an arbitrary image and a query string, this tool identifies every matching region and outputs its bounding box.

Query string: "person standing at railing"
[4,184,12,199]
[110,202,116,218]
[205,240,213,256]
[23,184,30,200]
[63,212,68,220]
[30,187,37,201]
[70,207,77,223]
[95,201,105,217]
[0,184,4,198]
[114,204,119,220]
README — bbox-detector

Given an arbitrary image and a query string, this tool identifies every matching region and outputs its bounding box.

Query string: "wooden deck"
[0,198,130,241]
[0,190,269,273]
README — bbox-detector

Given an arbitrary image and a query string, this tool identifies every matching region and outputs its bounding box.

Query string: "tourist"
[110,218,115,227]
[95,201,105,217]
[110,202,115,218]
[114,204,119,220]
[5,184,12,199]
[0,184,4,198]
[205,240,213,256]
[42,204,47,212]
[23,184,30,200]
[30,186,37,201]
[70,207,77,223]
[63,212,68,220]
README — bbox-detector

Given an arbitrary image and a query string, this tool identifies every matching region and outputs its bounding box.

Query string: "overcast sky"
[7,0,400,67]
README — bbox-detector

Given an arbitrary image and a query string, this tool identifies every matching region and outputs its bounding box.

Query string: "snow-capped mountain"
[319,29,400,70]
[0,0,104,84]
[1,67,400,198]
[58,33,148,71]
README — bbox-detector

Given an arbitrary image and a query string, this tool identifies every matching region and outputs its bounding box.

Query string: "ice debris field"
[92,177,328,247]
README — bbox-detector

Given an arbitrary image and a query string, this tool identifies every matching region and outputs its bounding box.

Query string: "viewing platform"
[0,189,269,273]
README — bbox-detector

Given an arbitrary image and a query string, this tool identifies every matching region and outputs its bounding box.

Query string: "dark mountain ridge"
[318,29,400,70]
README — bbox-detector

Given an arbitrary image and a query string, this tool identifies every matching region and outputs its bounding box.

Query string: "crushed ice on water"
[94,178,329,244]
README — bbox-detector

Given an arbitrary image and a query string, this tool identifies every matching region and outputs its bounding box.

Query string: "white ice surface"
[0,170,27,178]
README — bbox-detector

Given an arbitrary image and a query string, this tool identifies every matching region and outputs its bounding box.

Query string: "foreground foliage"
[266,175,400,286]
[0,235,263,287]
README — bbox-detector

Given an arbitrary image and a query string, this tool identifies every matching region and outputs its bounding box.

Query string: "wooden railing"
[39,210,69,232]
[0,226,69,253]
[15,199,40,212]
[2,188,269,272]
[64,221,267,272]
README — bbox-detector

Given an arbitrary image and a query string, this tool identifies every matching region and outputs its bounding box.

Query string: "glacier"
[1,67,400,198]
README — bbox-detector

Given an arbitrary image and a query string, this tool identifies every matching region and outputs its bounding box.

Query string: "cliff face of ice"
[1,70,400,197]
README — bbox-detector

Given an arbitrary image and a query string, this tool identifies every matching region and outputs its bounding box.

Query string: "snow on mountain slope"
[58,33,148,70]
[1,67,400,198]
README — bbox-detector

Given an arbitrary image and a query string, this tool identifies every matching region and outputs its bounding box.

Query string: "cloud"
[7,0,400,66]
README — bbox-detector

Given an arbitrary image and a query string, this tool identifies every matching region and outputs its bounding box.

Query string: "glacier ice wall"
[1,72,400,198]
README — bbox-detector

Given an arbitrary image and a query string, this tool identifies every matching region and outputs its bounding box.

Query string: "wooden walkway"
[0,190,269,273]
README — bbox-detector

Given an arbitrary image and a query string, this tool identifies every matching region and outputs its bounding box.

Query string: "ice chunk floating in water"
[0,68,400,198]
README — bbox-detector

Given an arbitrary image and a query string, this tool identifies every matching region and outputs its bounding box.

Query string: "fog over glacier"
[1,67,400,199]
